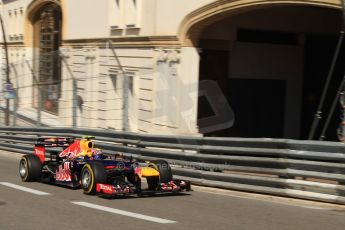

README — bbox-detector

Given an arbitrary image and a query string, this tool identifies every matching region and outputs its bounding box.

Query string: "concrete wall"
[154,0,214,36]
[64,0,108,39]
[0,0,31,43]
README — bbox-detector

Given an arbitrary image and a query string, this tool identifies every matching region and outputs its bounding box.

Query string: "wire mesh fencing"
[0,47,153,130]
[0,46,208,135]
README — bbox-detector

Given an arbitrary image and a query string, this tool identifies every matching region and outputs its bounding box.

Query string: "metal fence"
[0,47,159,131]
[1,126,345,205]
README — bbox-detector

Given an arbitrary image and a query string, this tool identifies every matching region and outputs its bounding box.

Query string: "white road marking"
[72,201,177,224]
[298,205,330,210]
[0,182,50,195]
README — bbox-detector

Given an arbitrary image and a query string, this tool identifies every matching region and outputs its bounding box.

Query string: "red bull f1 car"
[19,136,191,196]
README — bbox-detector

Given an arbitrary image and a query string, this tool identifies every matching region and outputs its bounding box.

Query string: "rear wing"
[35,137,75,147]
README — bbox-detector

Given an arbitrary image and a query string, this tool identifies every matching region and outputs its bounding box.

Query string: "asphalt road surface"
[1,151,345,230]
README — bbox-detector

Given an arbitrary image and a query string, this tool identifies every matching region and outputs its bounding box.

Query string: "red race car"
[19,136,191,196]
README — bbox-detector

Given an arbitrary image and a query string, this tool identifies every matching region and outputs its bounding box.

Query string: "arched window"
[33,3,62,114]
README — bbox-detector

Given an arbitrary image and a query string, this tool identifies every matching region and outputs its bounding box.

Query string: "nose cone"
[139,167,160,177]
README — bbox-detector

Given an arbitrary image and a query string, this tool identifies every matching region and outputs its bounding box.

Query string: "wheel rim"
[19,160,26,178]
[82,169,91,189]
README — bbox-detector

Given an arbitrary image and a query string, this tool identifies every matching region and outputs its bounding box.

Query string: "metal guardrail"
[1,126,345,204]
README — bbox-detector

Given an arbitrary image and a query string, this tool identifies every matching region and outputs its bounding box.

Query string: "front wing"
[96,179,191,196]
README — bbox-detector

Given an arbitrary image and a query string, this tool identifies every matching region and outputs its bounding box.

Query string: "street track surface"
[1,151,345,230]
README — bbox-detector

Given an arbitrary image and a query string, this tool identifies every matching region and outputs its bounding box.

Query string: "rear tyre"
[81,162,107,195]
[19,155,42,182]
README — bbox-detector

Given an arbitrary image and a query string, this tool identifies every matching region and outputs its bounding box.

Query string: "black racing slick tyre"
[81,161,107,195]
[19,154,42,182]
[151,160,173,183]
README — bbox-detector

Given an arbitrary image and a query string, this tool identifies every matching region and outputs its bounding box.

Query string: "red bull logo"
[56,162,72,181]
[59,139,93,159]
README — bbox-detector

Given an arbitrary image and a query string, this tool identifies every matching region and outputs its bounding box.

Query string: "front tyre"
[19,155,42,182]
[81,162,106,195]
[150,160,173,183]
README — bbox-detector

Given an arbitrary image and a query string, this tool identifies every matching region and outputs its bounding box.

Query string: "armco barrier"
[1,126,345,204]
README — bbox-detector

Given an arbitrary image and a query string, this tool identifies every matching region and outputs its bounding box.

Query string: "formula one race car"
[19,136,191,196]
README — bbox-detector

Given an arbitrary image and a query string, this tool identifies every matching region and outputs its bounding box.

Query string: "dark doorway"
[197,48,287,138]
[227,79,286,138]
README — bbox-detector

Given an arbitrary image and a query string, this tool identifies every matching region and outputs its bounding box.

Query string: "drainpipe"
[0,1,10,126]
[308,0,345,140]
[108,40,129,132]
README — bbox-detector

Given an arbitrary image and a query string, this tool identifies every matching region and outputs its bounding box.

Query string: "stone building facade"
[0,0,343,140]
